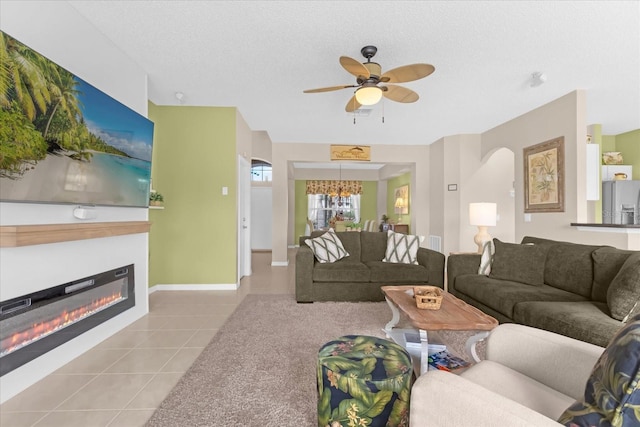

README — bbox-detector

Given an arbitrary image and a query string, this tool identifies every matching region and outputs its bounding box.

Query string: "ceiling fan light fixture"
[355,86,383,106]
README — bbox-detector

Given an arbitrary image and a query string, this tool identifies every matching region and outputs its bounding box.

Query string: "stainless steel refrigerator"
[602,180,640,225]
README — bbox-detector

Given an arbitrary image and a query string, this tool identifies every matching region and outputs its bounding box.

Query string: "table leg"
[419,329,430,375]
[383,297,401,337]
[465,331,490,363]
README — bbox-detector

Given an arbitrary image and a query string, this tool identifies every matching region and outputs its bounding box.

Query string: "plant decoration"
[379,214,390,232]
[149,192,164,206]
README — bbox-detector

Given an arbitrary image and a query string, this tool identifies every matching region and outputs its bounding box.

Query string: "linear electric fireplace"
[0,265,135,376]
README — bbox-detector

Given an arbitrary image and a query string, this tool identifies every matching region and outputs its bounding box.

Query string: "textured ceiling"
[69,1,639,146]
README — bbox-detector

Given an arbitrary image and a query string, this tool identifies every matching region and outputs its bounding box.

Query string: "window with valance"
[306,180,362,229]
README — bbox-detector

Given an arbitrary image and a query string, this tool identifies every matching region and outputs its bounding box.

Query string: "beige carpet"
[146,294,482,427]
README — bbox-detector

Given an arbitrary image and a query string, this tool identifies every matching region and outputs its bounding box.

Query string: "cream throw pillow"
[304,229,349,263]
[478,240,494,275]
[383,230,423,265]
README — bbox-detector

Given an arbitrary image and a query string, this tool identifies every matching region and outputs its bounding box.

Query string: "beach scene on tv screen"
[0,31,154,208]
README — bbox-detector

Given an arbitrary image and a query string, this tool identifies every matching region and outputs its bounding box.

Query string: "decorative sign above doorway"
[330,145,371,161]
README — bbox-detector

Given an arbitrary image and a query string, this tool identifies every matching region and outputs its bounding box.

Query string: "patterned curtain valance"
[306,180,363,195]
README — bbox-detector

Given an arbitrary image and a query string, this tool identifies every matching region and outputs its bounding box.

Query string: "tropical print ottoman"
[317,335,413,427]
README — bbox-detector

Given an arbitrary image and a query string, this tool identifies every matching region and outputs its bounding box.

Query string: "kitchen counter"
[570,223,640,251]
[571,223,640,229]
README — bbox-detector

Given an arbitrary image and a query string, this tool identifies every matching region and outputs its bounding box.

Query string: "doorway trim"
[238,155,252,282]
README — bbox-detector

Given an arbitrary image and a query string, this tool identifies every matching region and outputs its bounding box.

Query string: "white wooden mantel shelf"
[0,221,151,248]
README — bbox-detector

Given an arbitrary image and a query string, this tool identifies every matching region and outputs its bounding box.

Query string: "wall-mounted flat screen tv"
[0,31,154,208]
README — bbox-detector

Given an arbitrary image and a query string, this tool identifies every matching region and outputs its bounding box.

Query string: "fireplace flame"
[1,292,123,357]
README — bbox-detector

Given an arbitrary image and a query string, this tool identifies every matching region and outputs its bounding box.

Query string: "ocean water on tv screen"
[0,151,151,208]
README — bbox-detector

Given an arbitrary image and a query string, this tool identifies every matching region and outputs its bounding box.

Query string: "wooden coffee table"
[381,285,498,375]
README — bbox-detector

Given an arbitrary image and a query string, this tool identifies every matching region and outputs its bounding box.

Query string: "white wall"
[459,146,516,252]
[428,91,638,254]
[0,1,150,402]
[251,187,273,250]
[252,131,273,163]
[481,90,636,249]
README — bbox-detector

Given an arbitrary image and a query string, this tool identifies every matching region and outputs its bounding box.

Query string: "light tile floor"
[0,250,296,427]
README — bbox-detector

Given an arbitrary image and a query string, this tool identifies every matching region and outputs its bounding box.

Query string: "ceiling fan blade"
[303,85,356,93]
[340,56,370,79]
[345,95,362,112]
[383,85,419,103]
[381,64,435,83]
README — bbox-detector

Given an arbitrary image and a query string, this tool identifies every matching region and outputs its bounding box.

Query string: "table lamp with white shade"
[469,202,497,253]
[395,197,407,223]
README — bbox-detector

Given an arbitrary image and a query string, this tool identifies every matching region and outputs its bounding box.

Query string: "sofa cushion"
[558,313,640,427]
[521,236,571,245]
[305,229,349,263]
[489,239,548,286]
[360,231,388,262]
[513,301,622,348]
[366,261,429,283]
[607,252,640,321]
[383,230,422,265]
[543,243,600,298]
[312,260,371,282]
[591,247,634,303]
[331,231,362,261]
[455,274,587,319]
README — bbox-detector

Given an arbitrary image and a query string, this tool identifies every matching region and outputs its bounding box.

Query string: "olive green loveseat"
[296,230,445,302]
[448,236,640,347]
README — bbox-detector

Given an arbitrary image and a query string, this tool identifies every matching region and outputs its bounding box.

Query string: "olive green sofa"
[447,236,640,347]
[296,230,445,302]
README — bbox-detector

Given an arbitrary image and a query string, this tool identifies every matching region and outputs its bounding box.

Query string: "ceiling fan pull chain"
[382,98,385,123]
[353,96,357,124]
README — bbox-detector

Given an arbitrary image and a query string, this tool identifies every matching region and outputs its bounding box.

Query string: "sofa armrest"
[447,253,481,293]
[298,235,310,246]
[485,323,604,400]
[295,246,315,302]
[411,370,563,427]
[416,248,445,288]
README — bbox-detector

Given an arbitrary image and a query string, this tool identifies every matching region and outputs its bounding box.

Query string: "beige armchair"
[410,323,604,426]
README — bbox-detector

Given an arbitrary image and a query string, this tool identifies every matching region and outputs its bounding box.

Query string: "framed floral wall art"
[524,137,565,213]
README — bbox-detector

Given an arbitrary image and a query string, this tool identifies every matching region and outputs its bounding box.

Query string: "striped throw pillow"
[304,229,349,263]
[478,240,494,275]
[383,230,422,265]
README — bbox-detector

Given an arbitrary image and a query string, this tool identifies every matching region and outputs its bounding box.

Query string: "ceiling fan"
[303,45,435,112]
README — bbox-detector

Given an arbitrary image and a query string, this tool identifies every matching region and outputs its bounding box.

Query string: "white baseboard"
[271,261,289,267]
[149,283,239,293]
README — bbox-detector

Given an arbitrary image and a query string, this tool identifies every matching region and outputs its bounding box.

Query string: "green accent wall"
[360,181,378,226]
[148,103,238,286]
[615,129,640,180]
[601,135,616,153]
[386,173,411,228]
[294,180,378,242]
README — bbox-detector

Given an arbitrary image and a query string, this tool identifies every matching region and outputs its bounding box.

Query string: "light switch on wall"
[524,213,532,222]
[222,186,228,195]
